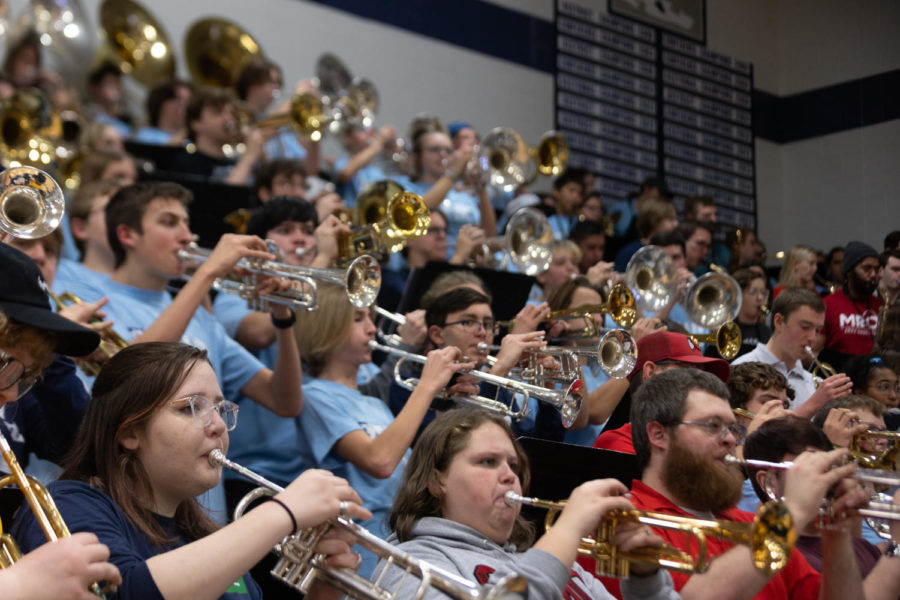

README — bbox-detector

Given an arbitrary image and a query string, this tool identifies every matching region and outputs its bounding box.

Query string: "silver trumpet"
[370,339,583,428]
[178,241,381,310]
[209,450,529,600]
[725,455,900,539]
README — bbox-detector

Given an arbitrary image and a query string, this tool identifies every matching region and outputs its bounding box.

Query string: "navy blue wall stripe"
[303,0,900,144]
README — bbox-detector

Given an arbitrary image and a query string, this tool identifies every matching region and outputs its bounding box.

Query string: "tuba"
[184,17,264,88]
[505,491,794,578]
[98,0,175,86]
[210,450,529,600]
[0,166,65,240]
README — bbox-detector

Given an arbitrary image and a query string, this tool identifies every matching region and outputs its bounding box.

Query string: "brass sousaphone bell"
[99,0,176,86]
[184,17,265,88]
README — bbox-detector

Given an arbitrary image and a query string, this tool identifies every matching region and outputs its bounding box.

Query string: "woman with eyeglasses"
[391,121,496,258]
[294,284,476,577]
[11,342,369,600]
[844,353,900,429]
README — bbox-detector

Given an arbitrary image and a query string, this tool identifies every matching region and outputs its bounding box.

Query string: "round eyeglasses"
[170,395,239,431]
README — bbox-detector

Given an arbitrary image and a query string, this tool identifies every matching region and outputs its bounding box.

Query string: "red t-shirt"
[822,290,882,356]
[593,423,635,454]
[577,480,821,600]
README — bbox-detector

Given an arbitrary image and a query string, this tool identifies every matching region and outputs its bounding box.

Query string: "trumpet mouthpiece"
[209,449,226,466]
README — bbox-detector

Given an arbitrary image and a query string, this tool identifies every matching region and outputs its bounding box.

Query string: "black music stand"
[395,262,535,321]
[125,140,187,173]
[516,437,639,529]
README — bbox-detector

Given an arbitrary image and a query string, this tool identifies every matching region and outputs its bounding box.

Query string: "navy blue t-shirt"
[11,480,261,600]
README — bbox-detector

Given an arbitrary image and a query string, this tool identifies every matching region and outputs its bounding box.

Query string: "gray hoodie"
[374,517,680,600]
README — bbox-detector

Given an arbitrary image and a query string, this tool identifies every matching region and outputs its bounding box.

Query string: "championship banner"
[555,0,757,230]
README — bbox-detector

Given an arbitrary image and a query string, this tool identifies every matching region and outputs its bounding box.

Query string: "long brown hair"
[390,409,535,549]
[60,342,219,548]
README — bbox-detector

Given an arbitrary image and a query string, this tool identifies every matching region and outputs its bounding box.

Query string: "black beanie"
[842,241,878,275]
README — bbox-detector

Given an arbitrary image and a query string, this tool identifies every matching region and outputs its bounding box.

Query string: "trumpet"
[0,166,65,240]
[46,289,130,377]
[725,455,900,538]
[497,283,637,332]
[0,432,108,595]
[683,269,743,330]
[688,321,743,360]
[504,491,794,578]
[470,208,554,276]
[210,450,529,600]
[803,346,837,388]
[624,245,680,313]
[369,339,584,428]
[475,128,569,192]
[178,242,381,309]
[849,430,900,471]
[338,183,430,263]
[478,327,638,381]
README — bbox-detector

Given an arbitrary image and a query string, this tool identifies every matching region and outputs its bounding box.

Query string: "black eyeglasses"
[675,420,746,444]
[443,319,498,335]
[0,350,39,399]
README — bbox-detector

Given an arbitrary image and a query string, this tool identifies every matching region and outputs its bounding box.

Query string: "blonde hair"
[777,245,816,288]
[294,284,355,376]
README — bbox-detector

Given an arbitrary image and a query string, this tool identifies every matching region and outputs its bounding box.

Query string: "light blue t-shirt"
[334,155,387,209]
[264,127,308,160]
[563,361,610,447]
[297,377,410,577]
[392,175,480,257]
[53,259,111,299]
[548,213,578,241]
[77,279,264,404]
[132,126,176,146]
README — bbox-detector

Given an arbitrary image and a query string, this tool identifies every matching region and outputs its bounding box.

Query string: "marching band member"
[379,408,680,600]
[0,244,121,599]
[773,246,819,300]
[294,283,475,576]
[11,342,367,600]
[733,288,853,418]
[132,79,193,147]
[593,367,867,600]
[704,268,771,361]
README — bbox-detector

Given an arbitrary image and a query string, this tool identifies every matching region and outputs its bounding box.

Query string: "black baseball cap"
[0,244,100,356]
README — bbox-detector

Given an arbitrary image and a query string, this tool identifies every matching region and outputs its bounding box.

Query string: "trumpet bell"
[184,17,264,88]
[355,180,403,226]
[532,130,569,178]
[345,255,382,308]
[99,0,175,86]
[383,191,430,253]
[597,329,638,379]
[607,283,639,328]
[684,271,742,329]
[288,91,328,140]
[479,128,535,193]
[750,501,795,576]
[505,208,553,276]
[625,245,679,313]
[0,167,65,239]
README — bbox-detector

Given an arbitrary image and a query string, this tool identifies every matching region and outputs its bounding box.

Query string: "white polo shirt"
[732,342,817,410]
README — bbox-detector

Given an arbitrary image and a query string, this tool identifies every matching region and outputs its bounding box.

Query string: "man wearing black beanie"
[820,240,883,370]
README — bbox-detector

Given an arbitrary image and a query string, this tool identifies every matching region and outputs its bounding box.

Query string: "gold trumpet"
[803,345,837,387]
[849,430,900,471]
[46,290,129,377]
[369,339,584,428]
[504,491,794,578]
[210,450,530,600]
[338,183,430,264]
[0,432,108,595]
[498,283,638,332]
[689,321,743,360]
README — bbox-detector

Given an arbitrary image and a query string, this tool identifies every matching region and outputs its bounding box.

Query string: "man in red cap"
[593,330,729,453]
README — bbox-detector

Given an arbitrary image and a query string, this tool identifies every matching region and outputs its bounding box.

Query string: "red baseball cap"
[628,331,730,382]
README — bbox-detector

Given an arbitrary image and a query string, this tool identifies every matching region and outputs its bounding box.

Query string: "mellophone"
[209,450,530,600]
